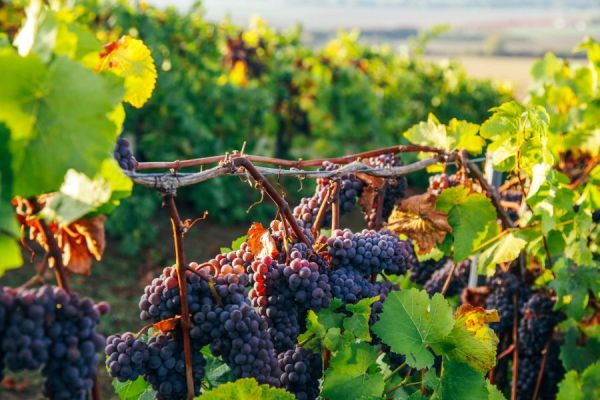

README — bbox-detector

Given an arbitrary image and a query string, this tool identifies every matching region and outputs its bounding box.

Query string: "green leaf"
[200,378,294,400]
[321,342,384,400]
[230,235,247,250]
[344,296,378,342]
[202,346,234,389]
[43,158,133,224]
[447,119,483,154]
[478,233,526,275]
[112,376,153,400]
[560,325,600,372]
[551,260,599,319]
[557,361,600,400]
[0,50,124,196]
[439,360,488,400]
[486,381,506,400]
[372,289,454,369]
[0,234,23,276]
[435,307,499,373]
[404,115,450,150]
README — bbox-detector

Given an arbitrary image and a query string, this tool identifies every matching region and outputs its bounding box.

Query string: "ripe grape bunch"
[327,228,416,276]
[0,285,108,399]
[278,345,322,400]
[483,270,524,334]
[423,259,471,296]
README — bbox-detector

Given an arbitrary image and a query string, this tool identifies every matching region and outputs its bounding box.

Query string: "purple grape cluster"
[518,292,564,357]
[484,270,524,334]
[42,290,107,399]
[409,258,446,285]
[423,260,471,296]
[327,228,414,275]
[145,334,205,400]
[363,154,407,228]
[0,286,107,399]
[516,340,564,400]
[278,345,322,400]
[105,333,148,382]
[114,136,137,171]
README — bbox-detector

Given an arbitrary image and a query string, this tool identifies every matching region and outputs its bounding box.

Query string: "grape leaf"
[372,289,454,369]
[446,119,484,154]
[0,234,23,276]
[560,325,600,372]
[43,158,133,225]
[202,346,234,389]
[486,381,507,400]
[557,361,600,400]
[321,342,384,400]
[436,187,499,262]
[246,222,279,259]
[343,296,378,342]
[112,376,152,400]
[200,378,294,400]
[0,49,124,197]
[478,233,526,276]
[439,360,488,400]
[98,35,157,108]
[404,114,451,150]
[434,305,499,373]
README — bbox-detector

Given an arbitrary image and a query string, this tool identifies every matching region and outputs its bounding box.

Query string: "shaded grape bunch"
[278,346,322,400]
[293,161,363,231]
[409,258,446,285]
[0,287,16,381]
[327,228,414,276]
[42,289,108,399]
[114,136,136,171]
[363,153,407,229]
[593,209,600,223]
[105,333,148,383]
[518,292,564,357]
[484,270,523,334]
[2,286,54,371]
[516,340,564,400]
[145,334,205,400]
[423,260,471,296]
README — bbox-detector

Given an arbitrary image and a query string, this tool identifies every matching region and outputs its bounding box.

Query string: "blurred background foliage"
[1,0,511,255]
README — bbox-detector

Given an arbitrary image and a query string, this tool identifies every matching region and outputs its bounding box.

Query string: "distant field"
[436,56,535,99]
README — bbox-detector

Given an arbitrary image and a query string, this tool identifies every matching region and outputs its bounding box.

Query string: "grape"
[0,287,16,381]
[113,136,136,171]
[363,154,407,228]
[327,228,414,276]
[516,340,564,400]
[105,333,148,382]
[409,258,446,285]
[329,267,379,304]
[500,189,522,224]
[42,288,107,400]
[2,286,53,371]
[145,333,205,400]
[483,270,523,334]
[593,209,600,223]
[278,346,322,400]
[518,292,564,357]
[428,173,461,196]
[423,260,471,296]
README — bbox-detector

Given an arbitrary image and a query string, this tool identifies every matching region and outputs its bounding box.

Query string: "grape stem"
[384,361,407,382]
[511,293,519,400]
[231,156,312,247]
[135,144,444,171]
[440,262,458,296]
[532,339,552,400]
[18,253,49,289]
[311,181,339,236]
[164,194,195,400]
[331,183,340,231]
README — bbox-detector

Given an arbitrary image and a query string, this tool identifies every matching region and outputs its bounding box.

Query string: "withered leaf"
[386,193,452,255]
[57,216,106,276]
[153,316,181,333]
[247,222,279,259]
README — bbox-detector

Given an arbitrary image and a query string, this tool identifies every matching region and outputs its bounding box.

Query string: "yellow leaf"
[229,60,248,87]
[97,35,157,108]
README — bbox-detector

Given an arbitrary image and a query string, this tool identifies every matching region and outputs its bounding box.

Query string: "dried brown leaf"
[57,216,106,276]
[247,222,279,259]
[386,193,452,255]
[153,316,181,333]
